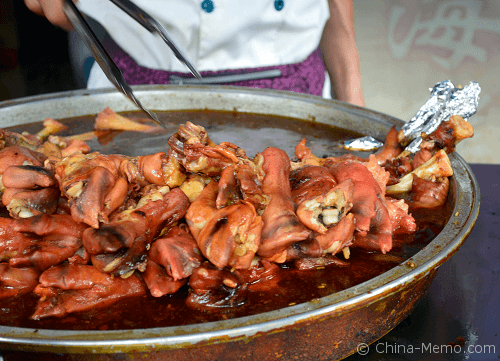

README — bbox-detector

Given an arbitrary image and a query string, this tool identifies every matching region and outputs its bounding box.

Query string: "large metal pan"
[0,86,480,361]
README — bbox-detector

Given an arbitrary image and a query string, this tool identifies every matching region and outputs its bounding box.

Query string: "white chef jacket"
[79,0,332,97]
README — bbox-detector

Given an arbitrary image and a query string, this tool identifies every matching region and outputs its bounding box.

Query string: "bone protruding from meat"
[290,165,337,206]
[316,213,356,254]
[421,114,474,154]
[0,116,468,317]
[386,149,453,195]
[295,179,354,235]
[327,160,392,254]
[3,187,61,218]
[288,164,355,255]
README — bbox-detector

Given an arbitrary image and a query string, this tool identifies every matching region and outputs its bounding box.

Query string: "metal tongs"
[63,0,202,127]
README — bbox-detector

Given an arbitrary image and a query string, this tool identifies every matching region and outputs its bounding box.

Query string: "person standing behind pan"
[24,0,365,106]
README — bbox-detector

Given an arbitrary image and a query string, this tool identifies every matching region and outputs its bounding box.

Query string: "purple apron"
[109,44,326,97]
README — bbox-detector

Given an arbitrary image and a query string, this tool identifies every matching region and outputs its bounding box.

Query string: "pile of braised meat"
[0,109,473,319]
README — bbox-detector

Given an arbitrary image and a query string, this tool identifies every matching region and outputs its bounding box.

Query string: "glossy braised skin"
[143,224,203,297]
[83,187,190,278]
[0,108,473,320]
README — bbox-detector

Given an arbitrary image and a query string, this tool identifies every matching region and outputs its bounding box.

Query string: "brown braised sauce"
[0,110,450,330]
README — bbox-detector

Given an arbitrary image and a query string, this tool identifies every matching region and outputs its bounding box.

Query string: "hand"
[24,0,76,31]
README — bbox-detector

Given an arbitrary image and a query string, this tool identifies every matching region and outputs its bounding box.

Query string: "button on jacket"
[78,0,329,90]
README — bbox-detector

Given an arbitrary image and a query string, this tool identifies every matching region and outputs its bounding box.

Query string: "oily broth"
[0,110,449,330]
[9,109,367,159]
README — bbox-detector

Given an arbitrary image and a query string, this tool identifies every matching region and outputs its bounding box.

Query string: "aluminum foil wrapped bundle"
[344,80,481,153]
